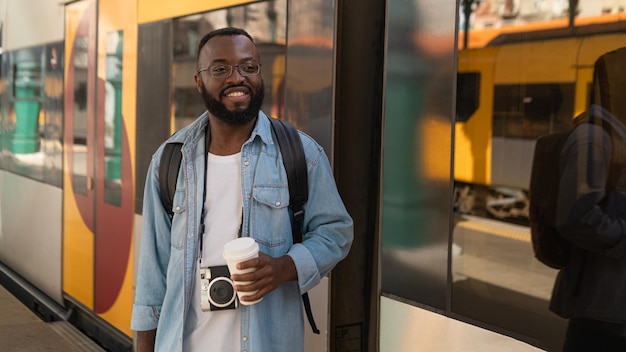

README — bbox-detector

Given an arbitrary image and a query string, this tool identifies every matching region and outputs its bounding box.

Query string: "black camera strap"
[198,125,242,265]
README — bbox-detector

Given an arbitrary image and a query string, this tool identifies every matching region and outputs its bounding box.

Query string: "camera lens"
[208,277,236,307]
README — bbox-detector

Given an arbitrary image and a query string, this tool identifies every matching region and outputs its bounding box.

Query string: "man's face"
[195,35,264,125]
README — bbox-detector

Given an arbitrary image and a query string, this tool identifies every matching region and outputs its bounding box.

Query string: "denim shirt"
[131,111,353,352]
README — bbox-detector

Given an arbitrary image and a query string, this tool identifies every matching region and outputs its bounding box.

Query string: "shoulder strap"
[269,118,319,334]
[269,118,308,243]
[158,142,183,216]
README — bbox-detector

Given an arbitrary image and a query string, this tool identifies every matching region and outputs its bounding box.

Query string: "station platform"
[0,285,105,352]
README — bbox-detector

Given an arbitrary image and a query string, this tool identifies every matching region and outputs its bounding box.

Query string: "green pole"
[381,2,433,249]
[11,51,41,154]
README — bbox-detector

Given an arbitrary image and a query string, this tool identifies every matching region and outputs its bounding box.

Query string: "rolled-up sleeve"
[287,136,354,293]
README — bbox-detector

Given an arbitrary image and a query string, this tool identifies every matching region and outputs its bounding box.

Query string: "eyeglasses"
[197,62,261,79]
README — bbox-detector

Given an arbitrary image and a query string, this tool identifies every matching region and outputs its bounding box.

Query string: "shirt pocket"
[251,185,291,252]
[170,189,187,250]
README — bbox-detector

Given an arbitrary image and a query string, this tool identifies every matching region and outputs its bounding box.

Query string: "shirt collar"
[248,111,275,146]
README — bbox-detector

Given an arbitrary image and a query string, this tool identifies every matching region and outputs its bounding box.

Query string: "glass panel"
[72,35,89,195]
[104,30,123,206]
[172,0,287,132]
[453,1,626,350]
[380,0,455,308]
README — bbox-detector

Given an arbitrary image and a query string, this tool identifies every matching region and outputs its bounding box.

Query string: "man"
[131,27,353,352]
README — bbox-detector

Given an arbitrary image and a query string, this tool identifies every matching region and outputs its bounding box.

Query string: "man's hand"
[230,252,297,303]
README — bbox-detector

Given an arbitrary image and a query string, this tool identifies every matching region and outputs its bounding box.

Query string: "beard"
[200,81,265,126]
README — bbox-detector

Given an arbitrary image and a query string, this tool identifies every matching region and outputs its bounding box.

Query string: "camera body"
[200,265,238,311]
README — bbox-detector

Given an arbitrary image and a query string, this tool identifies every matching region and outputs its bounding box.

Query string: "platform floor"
[0,285,105,352]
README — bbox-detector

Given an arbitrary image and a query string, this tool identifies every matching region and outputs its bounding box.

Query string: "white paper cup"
[223,237,262,305]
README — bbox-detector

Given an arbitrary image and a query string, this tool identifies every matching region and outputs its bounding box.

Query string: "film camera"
[200,266,238,311]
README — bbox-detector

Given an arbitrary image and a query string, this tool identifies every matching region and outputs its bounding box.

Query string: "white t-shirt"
[183,152,243,351]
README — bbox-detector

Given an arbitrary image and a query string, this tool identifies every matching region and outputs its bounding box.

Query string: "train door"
[63,0,137,343]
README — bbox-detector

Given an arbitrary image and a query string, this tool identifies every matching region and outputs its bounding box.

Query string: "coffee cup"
[223,237,262,305]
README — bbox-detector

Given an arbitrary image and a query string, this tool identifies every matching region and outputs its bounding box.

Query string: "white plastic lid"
[223,237,259,260]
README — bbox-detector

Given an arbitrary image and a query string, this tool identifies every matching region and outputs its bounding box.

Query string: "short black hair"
[196,27,254,64]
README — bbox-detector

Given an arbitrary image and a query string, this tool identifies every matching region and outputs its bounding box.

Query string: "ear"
[194,74,203,93]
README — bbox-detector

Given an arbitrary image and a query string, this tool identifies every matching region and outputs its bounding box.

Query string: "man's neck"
[207,116,257,156]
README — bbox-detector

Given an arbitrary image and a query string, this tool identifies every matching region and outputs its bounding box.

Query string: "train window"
[103,30,123,206]
[71,36,90,195]
[42,43,63,187]
[456,72,480,122]
[492,83,574,139]
[0,44,62,186]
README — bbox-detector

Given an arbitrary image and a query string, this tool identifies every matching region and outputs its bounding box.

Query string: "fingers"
[230,253,282,300]
[234,281,269,303]
[235,252,269,271]
[233,273,274,303]
[228,253,297,304]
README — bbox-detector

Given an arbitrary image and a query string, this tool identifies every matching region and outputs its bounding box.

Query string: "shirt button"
[188,233,193,238]
[244,160,250,166]
[275,201,281,206]
[242,336,248,342]
[246,194,251,199]
[175,206,181,211]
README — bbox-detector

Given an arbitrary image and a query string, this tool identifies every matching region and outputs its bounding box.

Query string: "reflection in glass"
[548,47,626,350]
[453,3,626,350]
[0,44,62,185]
[492,83,574,139]
[4,46,57,182]
[72,35,89,195]
[458,0,626,49]
[104,30,123,206]
[380,0,453,310]
[11,49,42,155]
[0,32,7,168]
[43,43,64,187]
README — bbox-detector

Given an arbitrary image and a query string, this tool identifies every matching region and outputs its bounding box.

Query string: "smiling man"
[131,27,353,352]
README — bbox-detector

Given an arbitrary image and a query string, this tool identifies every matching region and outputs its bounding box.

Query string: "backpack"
[529,120,616,269]
[157,118,320,334]
[529,131,573,269]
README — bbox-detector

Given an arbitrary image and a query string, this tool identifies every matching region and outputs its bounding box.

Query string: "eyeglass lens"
[208,63,260,78]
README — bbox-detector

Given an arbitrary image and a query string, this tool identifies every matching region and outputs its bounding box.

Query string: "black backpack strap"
[269,118,319,334]
[270,118,308,241]
[158,142,183,216]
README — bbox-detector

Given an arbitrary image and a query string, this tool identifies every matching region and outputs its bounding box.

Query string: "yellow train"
[454,17,626,222]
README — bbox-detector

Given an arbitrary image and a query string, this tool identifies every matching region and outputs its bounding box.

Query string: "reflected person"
[551,47,626,352]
